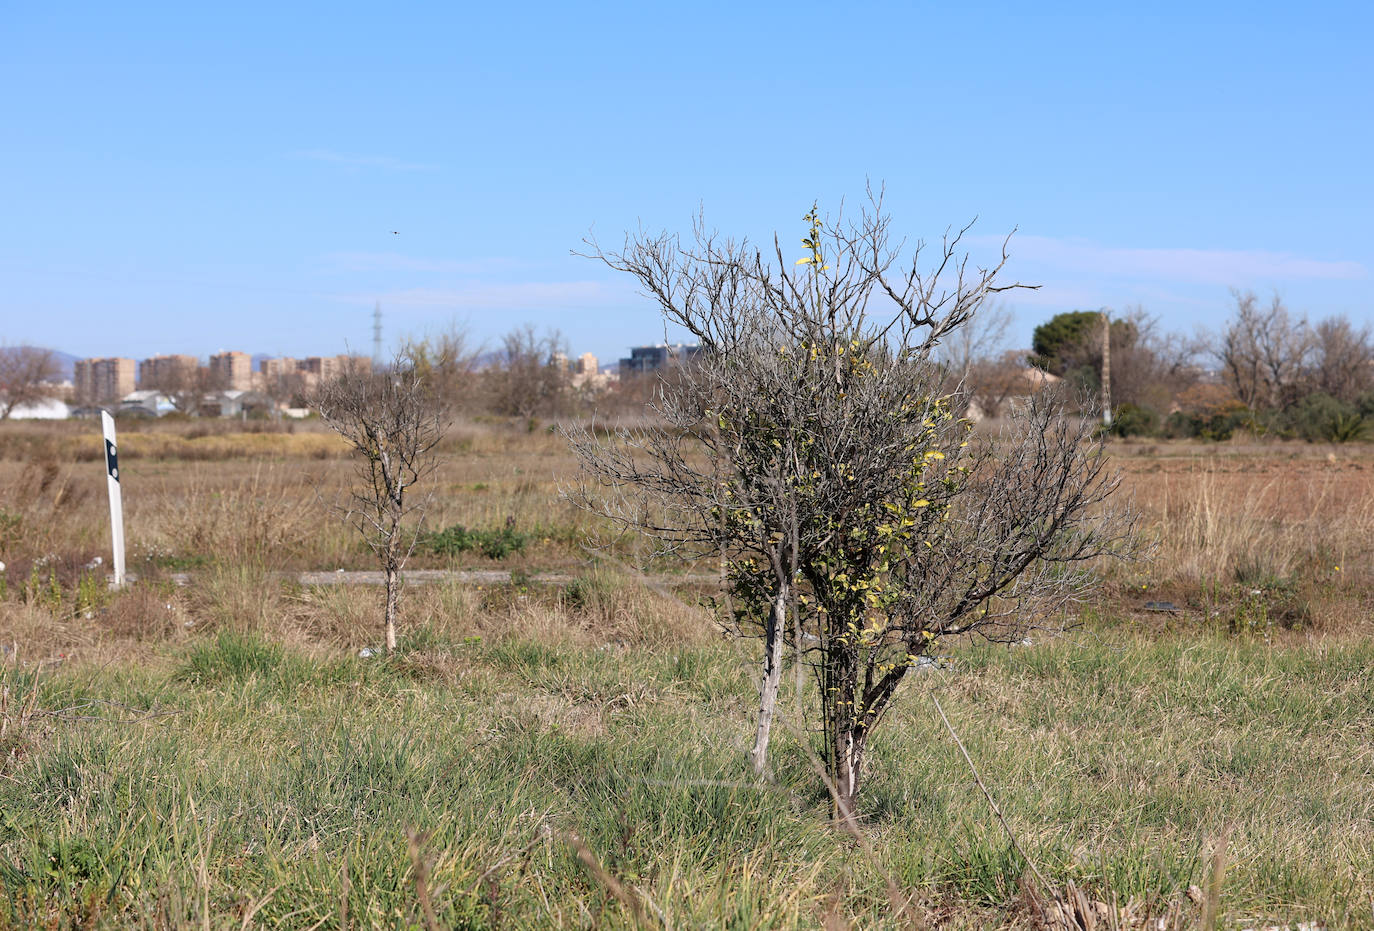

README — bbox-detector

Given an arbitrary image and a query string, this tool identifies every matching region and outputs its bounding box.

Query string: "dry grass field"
[1,418,1371,929]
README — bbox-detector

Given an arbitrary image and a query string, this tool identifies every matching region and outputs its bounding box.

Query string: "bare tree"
[262,370,309,413]
[0,346,61,419]
[143,361,213,416]
[486,325,570,419]
[401,321,481,415]
[1308,315,1373,404]
[966,349,1033,420]
[937,301,1014,377]
[567,195,1133,815]
[314,359,445,653]
[1215,290,1314,411]
[1103,308,1202,414]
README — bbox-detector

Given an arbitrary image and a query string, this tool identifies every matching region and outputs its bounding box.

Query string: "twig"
[1200,824,1231,931]
[777,717,913,923]
[558,830,654,927]
[339,854,350,931]
[932,694,1054,901]
[407,829,441,931]
[474,827,548,887]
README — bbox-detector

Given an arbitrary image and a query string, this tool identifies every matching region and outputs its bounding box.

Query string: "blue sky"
[4,1,1370,367]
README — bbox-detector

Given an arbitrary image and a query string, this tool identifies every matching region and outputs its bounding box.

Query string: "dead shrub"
[290,584,384,647]
[0,602,93,660]
[453,572,710,647]
[152,464,321,568]
[101,584,192,642]
[188,565,283,636]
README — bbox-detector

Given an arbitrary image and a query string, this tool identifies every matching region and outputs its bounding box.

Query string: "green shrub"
[1288,393,1366,443]
[1108,403,1159,437]
[421,523,530,559]
[1356,391,1374,418]
[1162,400,1254,441]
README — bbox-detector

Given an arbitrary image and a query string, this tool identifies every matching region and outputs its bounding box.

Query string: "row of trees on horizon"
[395,290,1374,442]
[2,290,1373,440]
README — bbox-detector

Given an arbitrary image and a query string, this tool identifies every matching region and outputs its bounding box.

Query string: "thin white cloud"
[291,149,437,172]
[999,235,1366,285]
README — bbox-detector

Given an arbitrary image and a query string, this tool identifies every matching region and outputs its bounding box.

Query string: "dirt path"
[126,568,716,588]
[296,568,577,585]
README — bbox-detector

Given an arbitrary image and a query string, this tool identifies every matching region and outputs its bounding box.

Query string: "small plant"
[0,509,22,551]
[45,570,63,613]
[422,524,530,560]
[561,573,616,615]
[1327,411,1367,444]
[23,564,42,605]
[1229,587,1273,635]
[72,572,106,618]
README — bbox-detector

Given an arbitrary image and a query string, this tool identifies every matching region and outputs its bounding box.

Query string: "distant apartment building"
[138,354,200,389]
[618,343,702,375]
[73,357,137,405]
[257,354,371,392]
[208,350,252,390]
[301,354,371,380]
[571,352,611,389]
[259,357,298,380]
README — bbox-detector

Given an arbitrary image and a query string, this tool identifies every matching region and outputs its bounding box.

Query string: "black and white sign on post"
[100,411,126,587]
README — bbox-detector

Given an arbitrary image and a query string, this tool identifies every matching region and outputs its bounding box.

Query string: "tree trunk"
[825,652,864,827]
[832,720,863,829]
[750,584,787,775]
[384,565,399,653]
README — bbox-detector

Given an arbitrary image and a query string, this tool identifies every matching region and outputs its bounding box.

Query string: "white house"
[9,398,71,419]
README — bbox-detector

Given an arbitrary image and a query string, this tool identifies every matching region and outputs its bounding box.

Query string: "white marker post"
[100,411,126,587]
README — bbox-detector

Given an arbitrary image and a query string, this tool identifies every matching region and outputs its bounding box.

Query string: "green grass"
[2,625,1372,928]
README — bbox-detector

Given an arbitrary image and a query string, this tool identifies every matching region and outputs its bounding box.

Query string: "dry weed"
[0,601,95,662]
[187,565,284,636]
[292,583,387,647]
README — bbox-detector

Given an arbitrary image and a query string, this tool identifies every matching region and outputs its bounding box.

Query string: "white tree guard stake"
[100,411,126,587]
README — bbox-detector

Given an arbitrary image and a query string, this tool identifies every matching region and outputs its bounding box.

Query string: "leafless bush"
[402,321,482,416]
[485,325,570,420]
[1308,314,1373,404]
[1214,290,1314,411]
[567,193,1135,816]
